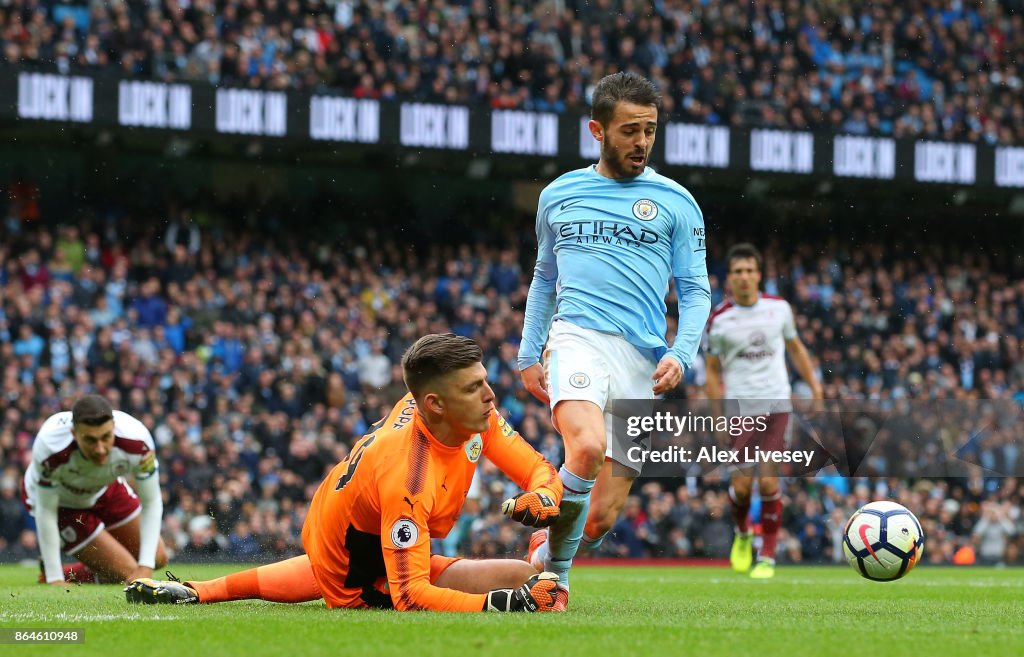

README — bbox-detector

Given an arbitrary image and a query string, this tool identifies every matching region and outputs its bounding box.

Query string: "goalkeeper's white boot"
[125,572,198,604]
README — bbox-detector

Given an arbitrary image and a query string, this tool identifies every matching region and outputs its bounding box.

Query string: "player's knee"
[560,441,606,479]
[573,441,607,477]
[561,429,606,477]
[509,560,541,586]
[554,406,606,476]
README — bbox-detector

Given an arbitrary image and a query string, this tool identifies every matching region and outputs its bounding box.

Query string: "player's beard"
[602,140,648,179]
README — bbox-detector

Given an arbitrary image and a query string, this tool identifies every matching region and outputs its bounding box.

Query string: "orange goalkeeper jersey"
[302,393,562,611]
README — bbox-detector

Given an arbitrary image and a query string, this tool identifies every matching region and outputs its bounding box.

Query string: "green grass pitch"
[2,563,1022,656]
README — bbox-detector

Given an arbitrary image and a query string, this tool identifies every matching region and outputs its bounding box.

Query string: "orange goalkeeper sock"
[256,555,321,603]
[188,555,321,604]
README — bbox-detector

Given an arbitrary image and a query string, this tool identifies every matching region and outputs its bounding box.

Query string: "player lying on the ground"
[23,394,167,584]
[127,334,562,612]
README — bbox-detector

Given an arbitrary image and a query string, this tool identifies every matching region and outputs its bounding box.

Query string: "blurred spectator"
[0,475,25,547]
[178,516,226,561]
[3,1,1024,142]
[972,501,1018,565]
[3,530,40,563]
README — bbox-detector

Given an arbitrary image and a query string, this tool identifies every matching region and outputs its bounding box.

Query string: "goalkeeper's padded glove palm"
[501,491,559,528]
[484,572,559,612]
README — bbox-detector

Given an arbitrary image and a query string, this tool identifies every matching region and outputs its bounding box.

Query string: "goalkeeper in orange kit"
[126,334,562,612]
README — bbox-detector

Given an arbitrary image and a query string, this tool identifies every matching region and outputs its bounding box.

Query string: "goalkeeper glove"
[483,572,559,612]
[501,491,559,528]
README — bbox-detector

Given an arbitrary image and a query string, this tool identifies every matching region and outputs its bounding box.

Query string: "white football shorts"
[543,320,656,470]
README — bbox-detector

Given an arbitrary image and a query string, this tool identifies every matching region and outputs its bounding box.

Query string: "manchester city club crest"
[632,199,659,221]
[569,372,591,388]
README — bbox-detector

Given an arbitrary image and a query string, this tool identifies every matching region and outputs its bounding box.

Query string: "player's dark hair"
[402,334,483,399]
[726,243,763,271]
[71,394,113,427]
[591,72,661,126]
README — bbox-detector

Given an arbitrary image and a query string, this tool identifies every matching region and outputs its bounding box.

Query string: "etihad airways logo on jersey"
[553,220,660,247]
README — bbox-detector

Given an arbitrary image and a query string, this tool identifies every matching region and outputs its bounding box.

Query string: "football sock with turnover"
[544,466,596,590]
[187,555,321,603]
[533,529,604,567]
[580,531,607,553]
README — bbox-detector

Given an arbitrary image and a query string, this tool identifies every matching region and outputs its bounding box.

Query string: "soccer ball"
[842,501,924,581]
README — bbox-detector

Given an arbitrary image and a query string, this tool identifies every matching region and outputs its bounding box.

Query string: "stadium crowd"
[2,0,1024,143]
[1,177,1023,569]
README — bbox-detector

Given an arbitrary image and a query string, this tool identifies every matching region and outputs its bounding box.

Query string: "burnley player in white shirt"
[23,394,167,584]
[704,244,822,579]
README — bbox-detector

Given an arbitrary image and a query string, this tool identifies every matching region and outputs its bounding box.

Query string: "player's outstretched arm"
[665,274,712,378]
[484,414,563,525]
[484,572,560,612]
[379,477,490,612]
[383,528,559,612]
[131,473,164,581]
[667,193,711,380]
[382,529,488,611]
[518,195,558,396]
[33,485,66,584]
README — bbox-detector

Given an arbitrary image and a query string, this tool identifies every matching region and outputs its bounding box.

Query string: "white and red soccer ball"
[843,501,925,581]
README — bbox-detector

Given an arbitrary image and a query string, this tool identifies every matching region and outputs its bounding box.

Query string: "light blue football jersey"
[519,165,711,370]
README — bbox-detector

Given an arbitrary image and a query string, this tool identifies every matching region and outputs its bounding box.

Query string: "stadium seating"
[2,1,1024,142]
